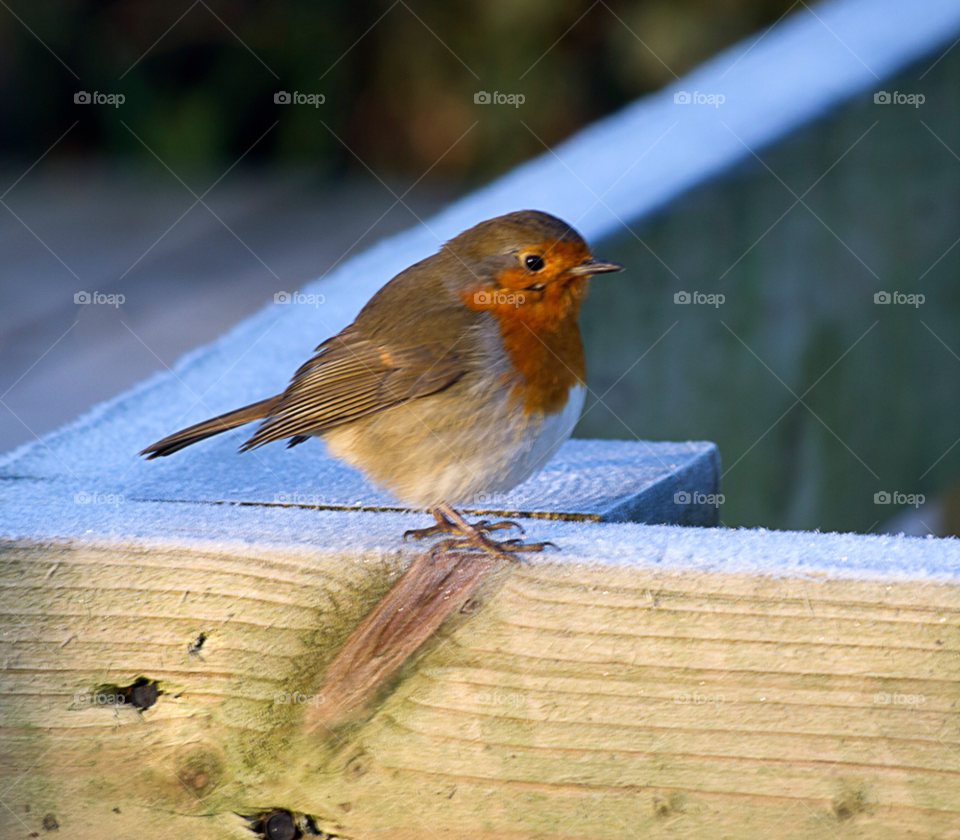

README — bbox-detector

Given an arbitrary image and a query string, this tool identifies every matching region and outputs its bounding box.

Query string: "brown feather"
[140,396,280,459]
[239,335,465,451]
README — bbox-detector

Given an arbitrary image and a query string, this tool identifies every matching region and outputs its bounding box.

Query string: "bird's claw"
[406,517,523,542]
[476,519,524,536]
[500,539,558,552]
[426,532,552,562]
[404,524,446,541]
[429,536,511,560]
[410,506,550,561]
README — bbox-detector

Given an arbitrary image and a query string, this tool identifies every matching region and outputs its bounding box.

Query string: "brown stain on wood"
[305,548,502,731]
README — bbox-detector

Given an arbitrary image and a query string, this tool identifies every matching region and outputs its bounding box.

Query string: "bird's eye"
[524,254,545,272]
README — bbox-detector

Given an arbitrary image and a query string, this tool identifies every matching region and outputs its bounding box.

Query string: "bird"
[141,210,623,558]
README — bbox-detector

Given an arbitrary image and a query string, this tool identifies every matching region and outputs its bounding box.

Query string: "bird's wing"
[240,332,465,450]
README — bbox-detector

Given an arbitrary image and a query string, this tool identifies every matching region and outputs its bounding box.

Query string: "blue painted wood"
[128,438,721,524]
[0,432,721,529]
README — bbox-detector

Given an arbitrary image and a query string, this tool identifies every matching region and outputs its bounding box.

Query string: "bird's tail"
[140,396,281,459]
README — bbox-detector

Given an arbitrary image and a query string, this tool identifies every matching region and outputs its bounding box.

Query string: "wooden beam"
[2,538,957,838]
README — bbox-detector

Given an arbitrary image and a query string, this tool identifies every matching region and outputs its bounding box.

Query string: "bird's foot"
[406,504,555,561]
[404,508,523,542]
[431,536,557,561]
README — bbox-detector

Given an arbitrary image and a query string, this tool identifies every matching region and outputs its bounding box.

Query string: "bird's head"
[444,210,623,331]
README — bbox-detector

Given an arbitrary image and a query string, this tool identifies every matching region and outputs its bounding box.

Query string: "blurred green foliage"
[1,0,795,177]
[576,50,960,532]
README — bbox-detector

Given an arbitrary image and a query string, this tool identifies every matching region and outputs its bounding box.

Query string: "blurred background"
[1,0,796,175]
[1,0,957,534]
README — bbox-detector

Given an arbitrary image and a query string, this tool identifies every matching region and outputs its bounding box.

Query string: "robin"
[141,210,623,557]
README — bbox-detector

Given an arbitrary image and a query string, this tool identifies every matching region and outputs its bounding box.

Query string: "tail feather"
[140,396,281,459]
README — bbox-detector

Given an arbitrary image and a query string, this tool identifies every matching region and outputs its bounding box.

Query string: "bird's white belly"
[323,383,586,508]
[480,383,587,498]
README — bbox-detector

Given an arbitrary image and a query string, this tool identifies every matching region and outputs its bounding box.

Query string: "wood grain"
[1,539,958,839]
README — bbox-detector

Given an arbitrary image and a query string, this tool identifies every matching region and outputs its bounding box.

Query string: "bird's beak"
[569,256,625,276]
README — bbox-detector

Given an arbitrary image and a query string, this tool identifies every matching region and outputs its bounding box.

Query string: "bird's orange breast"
[462,272,588,416]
